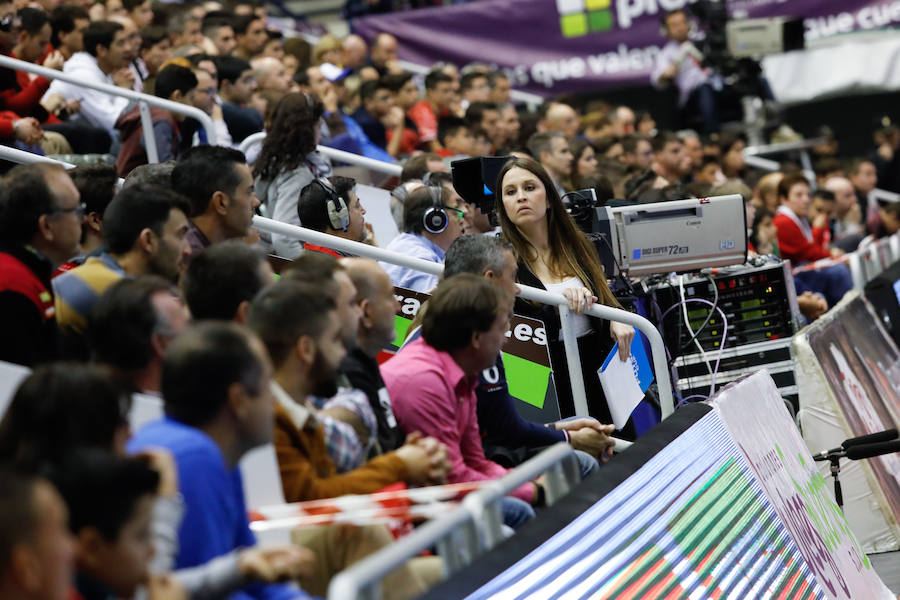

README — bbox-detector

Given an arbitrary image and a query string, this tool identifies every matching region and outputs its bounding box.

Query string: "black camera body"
[450,155,511,225]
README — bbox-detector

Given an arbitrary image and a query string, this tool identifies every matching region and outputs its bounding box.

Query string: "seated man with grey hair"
[407,234,614,472]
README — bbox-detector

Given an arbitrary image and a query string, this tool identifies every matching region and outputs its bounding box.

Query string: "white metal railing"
[743,137,826,187]
[253,216,674,425]
[238,131,265,157]
[742,154,780,172]
[0,144,76,168]
[239,131,402,176]
[871,188,900,204]
[327,443,580,600]
[315,146,401,176]
[0,145,127,185]
[743,137,827,157]
[0,54,218,159]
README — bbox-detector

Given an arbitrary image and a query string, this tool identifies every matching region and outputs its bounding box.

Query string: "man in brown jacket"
[247,278,449,599]
[247,278,449,501]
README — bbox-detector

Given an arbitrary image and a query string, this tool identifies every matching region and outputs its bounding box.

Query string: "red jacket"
[303,243,342,257]
[0,51,59,123]
[773,211,829,264]
[0,246,58,366]
[0,109,23,140]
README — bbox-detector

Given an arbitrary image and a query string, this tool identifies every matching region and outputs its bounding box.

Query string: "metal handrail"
[844,233,900,290]
[742,154,780,172]
[743,137,827,156]
[239,131,403,176]
[0,144,76,168]
[327,443,580,600]
[0,54,218,150]
[848,251,866,290]
[0,145,127,185]
[316,145,401,176]
[238,131,266,157]
[871,188,900,204]
[252,216,674,422]
[460,443,580,552]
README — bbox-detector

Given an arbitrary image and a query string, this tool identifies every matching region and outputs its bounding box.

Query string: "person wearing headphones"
[297,175,368,257]
[379,174,468,292]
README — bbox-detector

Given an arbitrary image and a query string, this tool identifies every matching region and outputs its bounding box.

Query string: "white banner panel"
[711,370,893,600]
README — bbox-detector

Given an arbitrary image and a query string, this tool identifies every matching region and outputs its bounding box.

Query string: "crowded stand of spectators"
[1,2,899,600]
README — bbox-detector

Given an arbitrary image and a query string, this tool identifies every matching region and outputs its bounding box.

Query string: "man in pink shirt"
[381,273,538,529]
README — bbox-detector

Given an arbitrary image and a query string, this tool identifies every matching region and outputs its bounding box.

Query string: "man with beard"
[247,279,449,599]
[281,253,375,471]
[247,279,449,497]
[651,131,692,187]
[53,185,191,358]
[126,322,316,600]
[171,145,260,264]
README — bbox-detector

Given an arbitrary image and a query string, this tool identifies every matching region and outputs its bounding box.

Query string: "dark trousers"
[683,83,720,134]
[794,263,853,307]
[44,121,111,154]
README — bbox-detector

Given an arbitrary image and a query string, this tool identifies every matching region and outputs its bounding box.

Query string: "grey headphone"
[421,172,448,234]
[315,177,349,231]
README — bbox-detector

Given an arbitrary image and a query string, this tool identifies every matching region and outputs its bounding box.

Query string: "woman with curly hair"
[254,92,330,258]
[496,155,635,434]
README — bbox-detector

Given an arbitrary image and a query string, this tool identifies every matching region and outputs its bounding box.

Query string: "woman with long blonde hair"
[496,156,634,432]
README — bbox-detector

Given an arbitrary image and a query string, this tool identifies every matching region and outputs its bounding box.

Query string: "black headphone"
[314,177,350,231]
[421,172,448,234]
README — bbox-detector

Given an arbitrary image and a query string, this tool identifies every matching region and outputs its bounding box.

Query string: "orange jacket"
[274,402,409,502]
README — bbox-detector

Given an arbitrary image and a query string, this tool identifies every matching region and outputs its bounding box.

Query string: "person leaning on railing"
[495,156,636,436]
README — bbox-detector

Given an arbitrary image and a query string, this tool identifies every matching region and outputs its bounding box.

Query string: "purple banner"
[353,0,897,97]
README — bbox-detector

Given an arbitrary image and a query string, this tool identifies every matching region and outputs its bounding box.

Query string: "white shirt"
[44,52,130,134]
[650,40,710,107]
[545,277,593,338]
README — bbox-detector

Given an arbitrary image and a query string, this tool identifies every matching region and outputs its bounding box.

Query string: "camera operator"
[651,9,718,134]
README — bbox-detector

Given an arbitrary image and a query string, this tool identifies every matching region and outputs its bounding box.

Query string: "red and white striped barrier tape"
[248,481,484,531]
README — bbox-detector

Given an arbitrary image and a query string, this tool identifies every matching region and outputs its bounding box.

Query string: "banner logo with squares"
[556,0,614,37]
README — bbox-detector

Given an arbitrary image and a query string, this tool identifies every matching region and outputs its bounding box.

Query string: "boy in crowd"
[435,116,473,158]
[115,64,199,176]
[52,449,168,600]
